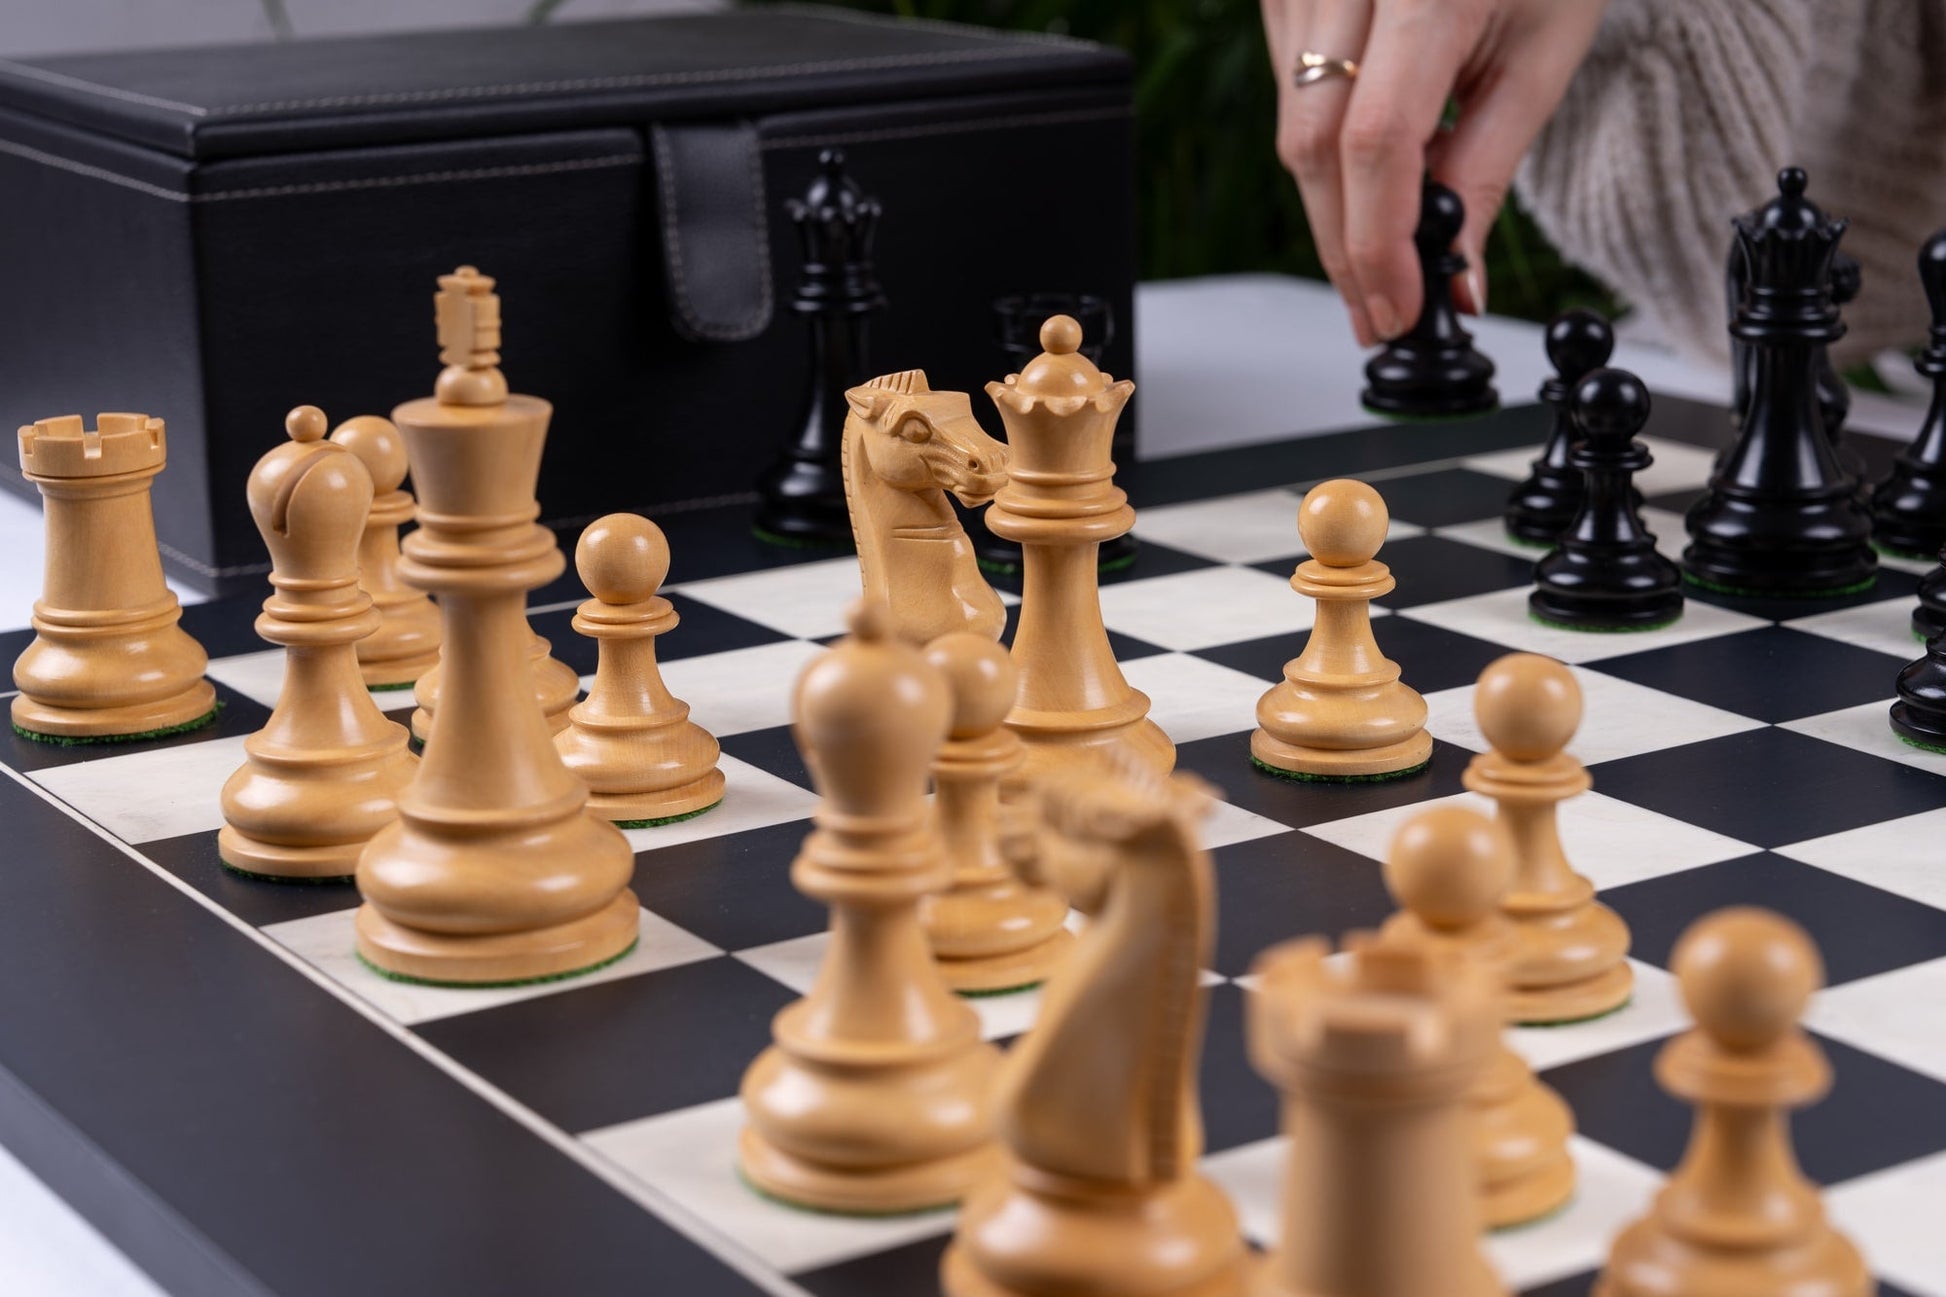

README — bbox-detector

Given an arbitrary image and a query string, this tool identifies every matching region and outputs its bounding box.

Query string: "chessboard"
[2,391,1943,1297]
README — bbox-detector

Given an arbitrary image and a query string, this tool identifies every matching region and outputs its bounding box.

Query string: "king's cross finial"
[431,265,509,407]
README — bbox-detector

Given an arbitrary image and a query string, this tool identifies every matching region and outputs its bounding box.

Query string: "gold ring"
[1293,51,1360,87]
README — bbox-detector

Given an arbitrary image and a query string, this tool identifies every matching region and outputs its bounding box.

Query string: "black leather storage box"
[0,7,1135,594]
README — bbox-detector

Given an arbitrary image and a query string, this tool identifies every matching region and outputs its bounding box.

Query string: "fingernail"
[1348,305,1374,348]
[1466,267,1488,316]
[1368,296,1403,340]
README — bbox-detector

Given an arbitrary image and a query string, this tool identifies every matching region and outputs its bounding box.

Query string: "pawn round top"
[285,405,327,444]
[1383,805,1513,932]
[795,599,950,811]
[328,415,410,492]
[575,513,669,605]
[1417,180,1466,248]
[1573,367,1651,442]
[1673,906,1823,1053]
[924,631,1019,739]
[1012,314,1107,399]
[1474,654,1581,762]
[1545,309,1614,383]
[1298,478,1388,566]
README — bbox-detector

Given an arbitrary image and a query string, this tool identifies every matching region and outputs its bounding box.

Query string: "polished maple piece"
[554,513,723,825]
[1465,654,1633,1022]
[843,370,1009,645]
[986,315,1173,777]
[1597,908,1870,1297]
[1378,806,1576,1228]
[1249,936,1506,1297]
[740,601,1002,1213]
[12,413,215,740]
[328,414,441,688]
[409,624,577,742]
[1252,480,1431,778]
[219,407,416,881]
[354,266,638,985]
[919,632,1071,992]
[944,761,1247,1297]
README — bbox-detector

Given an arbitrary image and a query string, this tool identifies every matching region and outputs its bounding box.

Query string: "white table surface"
[0,272,1924,1294]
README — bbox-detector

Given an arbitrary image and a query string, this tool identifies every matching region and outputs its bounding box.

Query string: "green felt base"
[751,526,854,554]
[1517,996,1633,1029]
[1488,1193,1576,1235]
[354,937,638,989]
[957,978,1044,999]
[1682,571,1878,600]
[733,1166,956,1220]
[614,798,723,830]
[1502,532,1555,551]
[1528,611,1681,635]
[1873,541,1939,564]
[1895,731,1946,757]
[975,552,1137,578]
[367,679,418,692]
[1249,753,1431,784]
[218,858,355,886]
[12,701,223,748]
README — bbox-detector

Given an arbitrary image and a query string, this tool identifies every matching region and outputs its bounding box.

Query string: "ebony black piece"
[1890,631,1946,751]
[753,149,886,549]
[1530,367,1684,629]
[1727,229,1753,426]
[1819,252,1860,447]
[1871,229,1946,557]
[1914,561,1946,640]
[1361,180,1497,418]
[1504,308,1614,544]
[1682,168,1876,596]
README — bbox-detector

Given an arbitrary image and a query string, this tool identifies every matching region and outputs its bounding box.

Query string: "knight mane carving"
[842,370,1010,645]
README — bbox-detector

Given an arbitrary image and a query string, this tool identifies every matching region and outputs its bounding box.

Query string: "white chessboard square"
[1635,506,1690,563]
[1398,587,1765,665]
[659,639,829,738]
[1122,652,1268,745]
[621,755,818,854]
[735,931,1044,1042]
[260,904,720,1027]
[1778,807,1946,912]
[1433,517,1551,561]
[1302,790,1753,892]
[670,557,865,641]
[1423,665,1766,766]
[1877,548,1939,577]
[30,734,251,844]
[1098,564,1325,652]
[1829,1150,1946,1297]
[206,647,416,713]
[1809,956,1946,1086]
[582,1097,956,1275]
[1781,701,1946,775]
[1199,796,1295,852]
[1512,961,1686,1073]
[1134,489,1424,566]
[1789,600,1928,662]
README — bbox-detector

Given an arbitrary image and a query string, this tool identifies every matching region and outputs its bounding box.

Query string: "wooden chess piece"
[985,315,1173,777]
[1504,309,1615,545]
[1378,805,1576,1228]
[740,601,1002,1213]
[219,407,417,881]
[919,632,1072,993]
[1361,179,1497,418]
[354,266,638,985]
[11,413,217,742]
[842,371,1010,645]
[1871,229,1946,558]
[1596,908,1870,1297]
[1466,654,1633,1023]
[1684,169,1876,597]
[754,148,887,549]
[1251,479,1431,780]
[409,625,577,743]
[554,513,724,826]
[942,759,1248,1297]
[1248,935,1507,1297]
[328,414,441,689]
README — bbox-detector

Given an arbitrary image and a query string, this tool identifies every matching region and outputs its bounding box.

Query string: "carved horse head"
[843,370,1009,508]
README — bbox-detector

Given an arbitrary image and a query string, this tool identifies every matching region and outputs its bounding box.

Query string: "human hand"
[1262,0,1609,344]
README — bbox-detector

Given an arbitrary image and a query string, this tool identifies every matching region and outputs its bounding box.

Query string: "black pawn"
[1504,308,1615,544]
[1871,229,1946,557]
[1361,180,1497,418]
[1682,168,1876,596]
[1890,630,1946,752]
[1913,561,1946,641]
[1530,367,1684,630]
[753,149,886,549]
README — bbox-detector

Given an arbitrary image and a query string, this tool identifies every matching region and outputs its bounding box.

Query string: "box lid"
[0,5,1128,161]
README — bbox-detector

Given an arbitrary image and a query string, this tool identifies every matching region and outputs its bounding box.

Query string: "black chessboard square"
[1177,731,1470,831]
[1200,982,1282,1153]
[1591,727,1946,848]
[1356,468,1522,528]
[630,817,826,952]
[1686,564,1920,624]
[794,1231,950,1295]
[415,955,796,1133]
[1194,617,1513,699]
[978,538,1219,598]
[1591,626,1913,723]
[999,602,1166,665]
[717,725,814,792]
[1544,1029,1946,1186]
[0,678,272,773]
[1517,1274,1597,1297]
[627,505,854,585]
[527,594,794,674]
[140,830,361,928]
[1364,534,1536,609]
[1602,852,1946,988]
[1642,487,1704,517]
[1211,831,1394,978]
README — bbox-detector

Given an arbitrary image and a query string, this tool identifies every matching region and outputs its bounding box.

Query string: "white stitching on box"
[760,103,1131,151]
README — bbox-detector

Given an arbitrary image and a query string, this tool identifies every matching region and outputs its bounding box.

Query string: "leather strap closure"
[650,120,774,343]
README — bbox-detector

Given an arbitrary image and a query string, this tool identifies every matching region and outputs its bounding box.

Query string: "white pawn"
[555,514,723,826]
